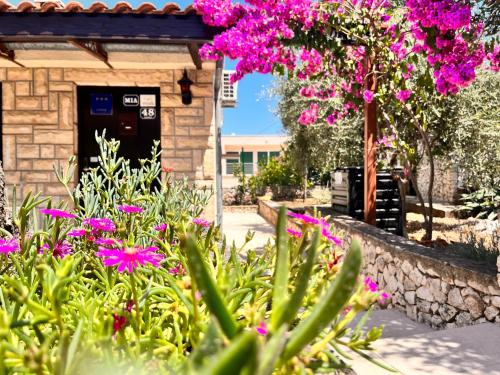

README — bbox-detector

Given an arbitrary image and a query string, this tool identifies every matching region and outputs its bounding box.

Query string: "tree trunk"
[397,176,408,238]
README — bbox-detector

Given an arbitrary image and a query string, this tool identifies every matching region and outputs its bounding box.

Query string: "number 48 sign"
[140,108,156,120]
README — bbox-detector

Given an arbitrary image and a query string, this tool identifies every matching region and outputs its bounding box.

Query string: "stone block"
[448,287,466,310]
[4,171,21,184]
[64,69,172,86]
[59,93,74,129]
[196,70,214,83]
[16,135,33,144]
[175,127,190,136]
[406,304,418,320]
[438,304,458,322]
[484,306,499,321]
[401,260,413,275]
[0,68,5,80]
[15,97,42,110]
[174,107,204,117]
[404,291,416,305]
[40,145,55,158]
[175,136,210,149]
[15,82,31,96]
[3,135,16,170]
[464,294,485,319]
[49,92,59,111]
[408,268,423,286]
[49,69,64,81]
[2,125,33,135]
[7,68,32,81]
[416,286,434,302]
[44,183,69,196]
[491,296,500,308]
[4,111,58,125]
[17,159,33,170]
[163,158,192,172]
[17,144,39,159]
[34,131,73,144]
[55,145,74,158]
[33,159,56,171]
[189,126,211,137]
[161,94,184,108]
[175,116,205,127]
[455,311,472,326]
[417,298,431,312]
[49,82,74,92]
[34,69,48,96]
[191,84,213,98]
[22,171,51,183]
[467,280,490,295]
[2,82,15,110]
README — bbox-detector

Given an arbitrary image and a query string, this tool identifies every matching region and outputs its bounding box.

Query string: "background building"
[221,135,288,187]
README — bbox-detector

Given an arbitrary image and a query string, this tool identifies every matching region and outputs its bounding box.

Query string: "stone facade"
[417,156,460,203]
[257,199,500,329]
[1,67,217,218]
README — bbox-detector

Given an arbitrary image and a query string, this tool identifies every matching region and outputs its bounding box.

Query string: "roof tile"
[0,0,199,14]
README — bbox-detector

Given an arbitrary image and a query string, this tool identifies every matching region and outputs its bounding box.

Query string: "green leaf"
[200,331,258,375]
[276,229,320,327]
[183,234,238,339]
[271,206,290,328]
[281,240,362,361]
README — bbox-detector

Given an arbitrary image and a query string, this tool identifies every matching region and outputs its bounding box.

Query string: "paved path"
[222,209,275,251]
[222,208,500,374]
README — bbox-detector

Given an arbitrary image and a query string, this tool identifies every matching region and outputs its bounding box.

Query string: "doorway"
[77,86,161,177]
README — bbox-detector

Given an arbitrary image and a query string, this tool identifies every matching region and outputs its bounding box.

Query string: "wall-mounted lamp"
[177,69,193,105]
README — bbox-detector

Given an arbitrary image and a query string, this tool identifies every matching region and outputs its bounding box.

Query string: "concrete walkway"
[222,209,275,251]
[222,208,500,374]
[351,310,500,374]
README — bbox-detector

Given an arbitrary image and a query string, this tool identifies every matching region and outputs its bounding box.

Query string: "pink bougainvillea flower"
[68,228,87,237]
[0,237,20,255]
[288,211,320,225]
[113,314,127,338]
[154,223,168,231]
[192,218,211,228]
[83,218,116,233]
[96,245,165,273]
[40,208,76,219]
[363,90,374,103]
[287,228,302,239]
[117,204,144,214]
[255,321,268,336]
[39,241,72,259]
[95,237,122,248]
[395,89,412,102]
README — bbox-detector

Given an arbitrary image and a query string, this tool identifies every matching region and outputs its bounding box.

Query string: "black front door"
[77,86,161,177]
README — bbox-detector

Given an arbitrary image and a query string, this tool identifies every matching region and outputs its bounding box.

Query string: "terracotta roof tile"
[0,0,200,14]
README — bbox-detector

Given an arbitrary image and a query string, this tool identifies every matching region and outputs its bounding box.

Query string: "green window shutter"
[226,159,239,175]
[258,152,269,165]
[240,152,254,175]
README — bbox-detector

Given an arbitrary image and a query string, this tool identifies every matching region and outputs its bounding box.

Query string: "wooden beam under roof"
[68,39,113,69]
[187,43,202,70]
[0,42,24,67]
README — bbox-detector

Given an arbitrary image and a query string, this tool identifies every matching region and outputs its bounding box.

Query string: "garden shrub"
[0,134,389,374]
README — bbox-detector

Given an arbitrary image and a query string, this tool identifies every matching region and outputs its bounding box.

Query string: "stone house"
[0,1,224,221]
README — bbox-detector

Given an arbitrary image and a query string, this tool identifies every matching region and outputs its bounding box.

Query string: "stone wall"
[334,216,500,328]
[1,67,217,218]
[257,199,500,328]
[417,156,460,203]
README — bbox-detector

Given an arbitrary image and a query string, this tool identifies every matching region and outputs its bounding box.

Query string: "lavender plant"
[0,134,392,374]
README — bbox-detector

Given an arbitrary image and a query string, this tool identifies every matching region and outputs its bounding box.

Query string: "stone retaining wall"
[258,199,500,328]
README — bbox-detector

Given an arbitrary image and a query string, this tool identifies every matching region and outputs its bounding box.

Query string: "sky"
[11,0,284,136]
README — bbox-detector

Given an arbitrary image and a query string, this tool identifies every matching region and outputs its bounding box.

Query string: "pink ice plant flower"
[364,277,391,301]
[96,245,165,273]
[0,237,20,255]
[255,321,268,336]
[287,228,302,239]
[40,241,72,259]
[40,208,76,219]
[83,218,116,233]
[117,204,144,214]
[67,229,86,237]
[95,238,123,248]
[168,263,184,276]
[287,211,320,225]
[154,223,168,231]
[363,90,374,103]
[192,218,211,228]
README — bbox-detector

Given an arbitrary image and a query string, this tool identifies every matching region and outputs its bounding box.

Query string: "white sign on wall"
[140,94,156,107]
